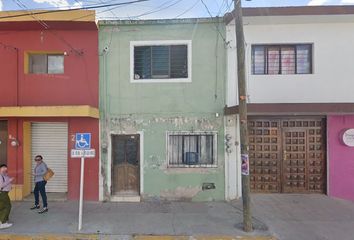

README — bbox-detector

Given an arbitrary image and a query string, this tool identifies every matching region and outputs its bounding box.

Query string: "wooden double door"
[111,135,140,196]
[248,118,326,193]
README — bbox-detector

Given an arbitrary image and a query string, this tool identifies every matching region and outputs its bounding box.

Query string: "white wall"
[226,15,354,106]
[224,115,242,200]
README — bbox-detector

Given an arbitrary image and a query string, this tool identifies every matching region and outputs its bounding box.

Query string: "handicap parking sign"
[75,133,91,150]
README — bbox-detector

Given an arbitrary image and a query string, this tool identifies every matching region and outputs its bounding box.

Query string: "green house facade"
[98,18,228,202]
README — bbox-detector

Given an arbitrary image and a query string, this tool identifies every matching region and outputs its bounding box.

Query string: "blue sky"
[1,0,353,19]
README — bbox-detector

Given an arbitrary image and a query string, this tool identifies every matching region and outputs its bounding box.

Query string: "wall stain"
[160,186,202,201]
[110,116,222,132]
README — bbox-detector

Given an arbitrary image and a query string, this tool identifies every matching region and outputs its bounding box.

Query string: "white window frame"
[166,131,218,168]
[130,40,192,83]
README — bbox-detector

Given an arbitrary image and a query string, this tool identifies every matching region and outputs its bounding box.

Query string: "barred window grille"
[252,44,312,75]
[167,132,217,167]
[134,45,188,80]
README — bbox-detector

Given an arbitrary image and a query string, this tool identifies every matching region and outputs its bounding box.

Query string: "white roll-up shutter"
[31,122,68,193]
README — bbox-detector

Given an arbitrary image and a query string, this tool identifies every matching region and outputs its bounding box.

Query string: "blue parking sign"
[75,133,91,150]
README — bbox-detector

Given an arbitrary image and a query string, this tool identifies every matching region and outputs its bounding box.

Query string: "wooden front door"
[249,118,326,193]
[282,129,307,193]
[0,121,7,166]
[111,135,140,195]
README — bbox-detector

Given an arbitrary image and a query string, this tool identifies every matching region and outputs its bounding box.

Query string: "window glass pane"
[168,135,183,166]
[152,46,169,78]
[252,44,312,75]
[170,45,188,78]
[281,47,296,74]
[253,46,265,74]
[168,134,215,167]
[183,136,198,165]
[112,138,125,165]
[134,44,189,80]
[267,47,280,74]
[126,138,138,165]
[296,45,311,74]
[199,135,214,164]
[48,55,64,74]
[134,46,152,79]
[29,54,47,74]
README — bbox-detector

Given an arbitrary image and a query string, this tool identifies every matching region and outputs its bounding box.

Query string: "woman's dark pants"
[34,180,47,208]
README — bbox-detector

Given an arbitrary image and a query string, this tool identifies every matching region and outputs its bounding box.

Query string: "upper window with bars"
[251,44,313,75]
[167,132,218,168]
[131,41,191,82]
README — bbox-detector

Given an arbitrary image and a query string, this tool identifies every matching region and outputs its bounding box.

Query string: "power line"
[217,0,228,16]
[0,0,149,20]
[96,0,185,20]
[133,0,184,19]
[12,0,83,55]
[225,0,233,14]
[200,0,228,46]
[173,0,199,18]
[97,0,119,18]
[73,0,83,5]
[70,1,133,21]
[12,0,125,11]
[12,0,49,29]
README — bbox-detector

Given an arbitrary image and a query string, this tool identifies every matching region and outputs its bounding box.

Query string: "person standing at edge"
[0,164,14,229]
[30,155,48,214]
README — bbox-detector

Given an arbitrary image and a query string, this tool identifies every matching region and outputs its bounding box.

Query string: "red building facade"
[0,11,99,201]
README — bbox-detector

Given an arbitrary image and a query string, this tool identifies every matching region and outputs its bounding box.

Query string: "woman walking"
[30,155,48,214]
[0,164,13,229]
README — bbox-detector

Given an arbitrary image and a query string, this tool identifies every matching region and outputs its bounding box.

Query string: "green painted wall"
[99,19,227,201]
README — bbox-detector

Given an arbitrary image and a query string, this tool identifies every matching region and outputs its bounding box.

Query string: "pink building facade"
[328,116,354,201]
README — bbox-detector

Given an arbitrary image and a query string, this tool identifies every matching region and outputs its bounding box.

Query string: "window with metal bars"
[251,44,312,75]
[167,132,217,167]
[29,53,64,74]
[134,45,188,80]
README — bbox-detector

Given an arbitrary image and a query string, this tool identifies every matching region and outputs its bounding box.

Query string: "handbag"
[43,168,54,181]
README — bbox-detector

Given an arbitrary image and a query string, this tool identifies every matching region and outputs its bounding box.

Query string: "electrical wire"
[132,0,184,19]
[13,0,50,29]
[62,1,134,22]
[0,0,149,20]
[223,0,233,15]
[12,0,85,55]
[173,0,199,18]
[73,0,83,5]
[200,0,228,46]
[95,0,185,20]
[217,0,227,16]
[97,0,119,19]
[0,42,17,51]
[9,0,128,11]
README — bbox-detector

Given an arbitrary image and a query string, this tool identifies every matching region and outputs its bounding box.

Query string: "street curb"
[0,234,277,240]
[135,236,276,240]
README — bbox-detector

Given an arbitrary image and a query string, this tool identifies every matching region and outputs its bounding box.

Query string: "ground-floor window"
[167,131,217,167]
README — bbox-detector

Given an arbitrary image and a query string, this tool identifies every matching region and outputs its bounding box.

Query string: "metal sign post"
[71,133,95,231]
[78,155,85,231]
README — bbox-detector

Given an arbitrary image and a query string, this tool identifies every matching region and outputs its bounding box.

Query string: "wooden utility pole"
[234,0,253,232]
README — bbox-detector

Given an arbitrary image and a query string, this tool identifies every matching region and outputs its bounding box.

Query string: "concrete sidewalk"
[3,194,351,240]
[0,200,271,239]
[248,194,354,240]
